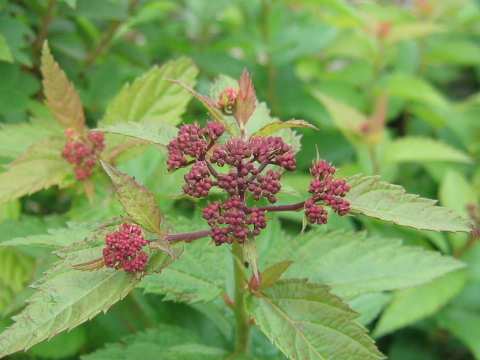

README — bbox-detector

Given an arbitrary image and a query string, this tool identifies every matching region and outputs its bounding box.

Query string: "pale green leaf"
[243,235,260,282]
[311,91,364,142]
[246,279,385,360]
[41,42,85,133]
[0,32,13,63]
[244,102,303,153]
[259,260,294,291]
[0,119,62,159]
[0,240,140,357]
[0,223,93,248]
[345,175,473,232]
[0,138,72,205]
[251,119,318,138]
[265,228,465,298]
[81,324,202,360]
[101,58,198,126]
[101,161,162,235]
[164,344,227,360]
[348,293,392,326]
[0,248,34,292]
[139,235,225,303]
[374,270,466,338]
[382,137,472,165]
[385,73,448,107]
[436,308,480,359]
[384,23,445,44]
[427,38,480,65]
[95,121,178,146]
[439,169,476,217]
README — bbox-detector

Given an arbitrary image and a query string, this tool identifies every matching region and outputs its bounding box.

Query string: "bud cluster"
[103,223,149,272]
[61,130,105,181]
[202,197,267,245]
[166,121,297,245]
[306,160,351,224]
[216,87,238,113]
[167,122,226,171]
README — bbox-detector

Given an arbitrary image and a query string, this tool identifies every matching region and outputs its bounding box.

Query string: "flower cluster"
[103,223,148,272]
[166,122,297,245]
[216,87,238,112]
[305,160,351,224]
[61,130,105,181]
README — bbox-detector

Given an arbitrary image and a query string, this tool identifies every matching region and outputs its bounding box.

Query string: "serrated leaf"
[373,270,466,338]
[345,175,473,233]
[251,119,318,138]
[41,42,85,133]
[0,138,72,205]
[382,137,472,164]
[0,241,139,357]
[0,223,92,248]
[258,260,294,291]
[243,235,260,282]
[101,58,198,126]
[265,228,465,298]
[81,324,202,360]
[101,161,162,235]
[246,279,385,360]
[95,121,178,146]
[0,119,62,159]
[0,32,13,63]
[139,237,225,303]
[165,78,226,126]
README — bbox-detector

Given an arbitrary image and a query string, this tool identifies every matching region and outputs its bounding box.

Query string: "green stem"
[232,242,251,354]
[34,0,58,55]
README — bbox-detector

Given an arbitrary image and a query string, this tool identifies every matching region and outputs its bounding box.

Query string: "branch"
[34,0,58,55]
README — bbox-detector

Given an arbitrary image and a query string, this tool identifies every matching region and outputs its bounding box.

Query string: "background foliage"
[0,0,479,359]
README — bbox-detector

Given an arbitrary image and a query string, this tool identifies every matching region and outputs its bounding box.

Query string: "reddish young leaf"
[235,69,256,131]
[40,42,85,133]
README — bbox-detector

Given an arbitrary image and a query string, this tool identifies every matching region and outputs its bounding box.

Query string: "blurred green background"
[0,0,480,359]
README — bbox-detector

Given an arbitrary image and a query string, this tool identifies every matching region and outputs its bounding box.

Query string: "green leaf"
[345,175,473,233]
[0,138,72,205]
[385,73,448,107]
[251,119,318,138]
[41,42,85,133]
[0,32,13,63]
[0,240,140,357]
[164,344,227,359]
[373,270,466,338]
[140,233,225,303]
[101,58,198,126]
[436,308,480,359]
[348,293,392,326]
[311,91,364,142]
[265,228,465,298]
[258,260,294,291]
[101,161,162,235]
[439,169,476,217]
[427,38,480,65]
[0,223,93,248]
[244,102,303,153]
[0,248,34,292]
[165,78,226,127]
[383,23,444,44]
[381,137,472,165]
[246,279,384,360]
[28,326,86,359]
[0,119,62,159]
[95,121,178,146]
[80,324,202,360]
